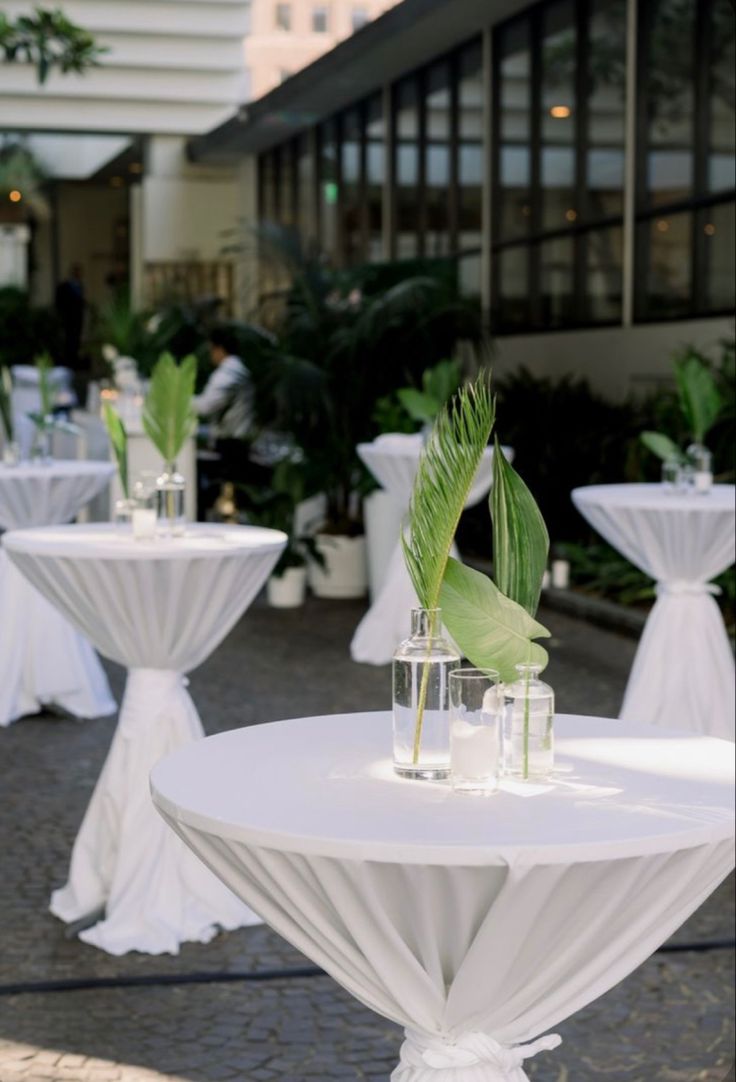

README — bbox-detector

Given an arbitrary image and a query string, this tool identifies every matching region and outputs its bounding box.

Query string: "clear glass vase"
[2,440,21,466]
[156,462,186,536]
[686,443,713,494]
[30,425,52,465]
[114,496,137,530]
[392,607,461,780]
[504,663,555,780]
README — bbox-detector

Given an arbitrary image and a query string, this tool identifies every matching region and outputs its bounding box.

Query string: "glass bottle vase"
[503,663,555,780]
[156,462,186,536]
[392,607,461,780]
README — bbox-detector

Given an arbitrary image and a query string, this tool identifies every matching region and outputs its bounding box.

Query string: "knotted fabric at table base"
[392,1029,562,1081]
[51,668,257,955]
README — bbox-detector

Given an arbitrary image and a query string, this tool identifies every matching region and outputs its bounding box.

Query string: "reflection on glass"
[645,0,695,206]
[586,0,626,219]
[458,43,483,290]
[642,212,692,317]
[539,235,575,325]
[703,202,736,311]
[425,61,451,256]
[296,134,313,246]
[498,20,532,240]
[341,108,363,266]
[709,0,736,193]
[395,77,420,258]
[318,120,339,260]
[540,0,576,230]
[496,246,529,328]
[586,227,623,321]
[365,94,384,262]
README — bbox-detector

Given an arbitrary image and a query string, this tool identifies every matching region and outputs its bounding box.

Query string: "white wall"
[492,317,736,400]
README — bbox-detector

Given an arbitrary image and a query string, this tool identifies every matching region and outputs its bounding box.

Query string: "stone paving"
[0,596,733,1082]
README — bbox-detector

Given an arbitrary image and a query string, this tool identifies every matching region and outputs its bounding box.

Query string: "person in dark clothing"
[55,264,85,369]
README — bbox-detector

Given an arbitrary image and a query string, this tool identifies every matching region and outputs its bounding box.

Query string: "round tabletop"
[0,460,115,530]
[151,711,735,867]
[572,482,735,513]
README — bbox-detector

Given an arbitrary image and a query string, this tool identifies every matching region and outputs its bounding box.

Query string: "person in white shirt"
[193,327,253,441]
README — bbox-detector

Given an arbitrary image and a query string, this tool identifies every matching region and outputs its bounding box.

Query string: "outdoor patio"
[1,595,733,1082]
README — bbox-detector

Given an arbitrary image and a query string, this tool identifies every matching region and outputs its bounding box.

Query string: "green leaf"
[103,404,128,499]
[440,558,550,683]
[640,430,684,463]
[491,436,549,616]
[402,377,495,610]
[142,352,197,464]
[0,366,14,442]
[34,352,54,417]
[675,355,722,444]
[422,359,461,406]
[397,387,439,423]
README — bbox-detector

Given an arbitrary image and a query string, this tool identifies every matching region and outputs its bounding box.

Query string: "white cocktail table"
[152,710,734,1081]
[0,460,116,726]
[4,523,286,955]
[352,436,508,665]
[573,483,735,740]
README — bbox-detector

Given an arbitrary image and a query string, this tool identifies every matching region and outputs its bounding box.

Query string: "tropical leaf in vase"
[402,376,496,611]
[675,355,723,444]
[142,352,197,464]
[640,431,685,463]
[0,366,14,442]
[103,404,128,499]
[491,436,549,617]
[440,558,550,683]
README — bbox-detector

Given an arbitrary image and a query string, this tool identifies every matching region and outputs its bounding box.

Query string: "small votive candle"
[551,559,570,589]
[449,670,502,794]
[132,507,157,540]
[693,470,713,494]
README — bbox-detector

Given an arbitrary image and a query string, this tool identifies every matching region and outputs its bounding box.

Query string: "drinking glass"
[449,668,503,794]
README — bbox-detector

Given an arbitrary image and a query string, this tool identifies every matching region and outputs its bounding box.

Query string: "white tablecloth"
[351,436,508,665]
[0,461,116,726]
[151,711,734,1081]
[4,523,286,954]
[573,484,735,741]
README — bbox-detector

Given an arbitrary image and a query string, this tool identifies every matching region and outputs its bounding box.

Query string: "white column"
[0,223,30,289]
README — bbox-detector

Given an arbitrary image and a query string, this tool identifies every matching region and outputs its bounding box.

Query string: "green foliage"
[0,366,14,442]
[397,360,462,424]
[639,431,685,464]
[239,456,325,577]
[440,559,550,682]
[674,353,723,444]
[0,287,62,368]
[103,404,128,499]
[402,378,495,610]
[142,353,197,464]
[0,7,107,84]
[491,437,549,617]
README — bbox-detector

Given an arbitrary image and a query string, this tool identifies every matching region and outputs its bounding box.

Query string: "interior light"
[656,219,669,232]
[323,180,339,205]
[704,223,716,236]
[9,190,22,203]
[549,105,571,119]
[565,208,577,222]
[128,162,143,174]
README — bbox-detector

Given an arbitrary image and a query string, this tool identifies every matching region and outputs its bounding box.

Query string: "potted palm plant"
[142,352,197,534]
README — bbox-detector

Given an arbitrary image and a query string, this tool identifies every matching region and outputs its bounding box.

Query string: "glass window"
[585,226,623,321]
[365,94,385,261]
[495,247,530,330]
[296,135,314,247]
[394,77,420,259]
[341,108,364,266]
[701,202,736,312]
[259,152,278,224]
[318,120,339,260]
[458,43,483,293]
[539,235,575,326]
[497,20,532,241]
[643,0,695,207]
[640,211,692,318]
[424,61,452,257]
[709,0,736,193]
[540,1,577,232]
[352,7,369,31]
[275,3,291,31]
[312,6,329,33]
[586,0,626,220]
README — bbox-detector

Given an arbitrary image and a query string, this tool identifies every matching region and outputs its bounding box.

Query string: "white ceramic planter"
[310,534,368,599]
[267,566,307,608]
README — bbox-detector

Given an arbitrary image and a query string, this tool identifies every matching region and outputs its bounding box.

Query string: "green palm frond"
[142,352,197,464]
[402,376,496,610]
[103,404,128,499]
[35,351,53,417]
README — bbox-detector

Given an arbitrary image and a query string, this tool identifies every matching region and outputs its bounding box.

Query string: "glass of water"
[449,668,503,794]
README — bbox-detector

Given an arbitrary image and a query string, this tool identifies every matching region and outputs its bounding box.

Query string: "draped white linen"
[572,484,735,740]
[351,437,508,665]
[151,712,735,1082]
[3,523,286,954]
[0,461,116,726]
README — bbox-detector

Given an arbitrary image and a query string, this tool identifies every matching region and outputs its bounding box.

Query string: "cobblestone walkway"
[1,597,733,1082]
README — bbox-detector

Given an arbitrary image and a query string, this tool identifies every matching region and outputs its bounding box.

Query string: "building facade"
[196,0,735,397]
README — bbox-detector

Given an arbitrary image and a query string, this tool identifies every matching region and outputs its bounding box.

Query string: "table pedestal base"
[620,585,735,741]
[0,548,115,727]
[392,1029,562,1082]
[51,667,259,955]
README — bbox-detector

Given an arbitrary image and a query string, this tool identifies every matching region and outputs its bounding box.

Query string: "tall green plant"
[641,352,724,462]
[142,353,197,465]
[103,404,128,499]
